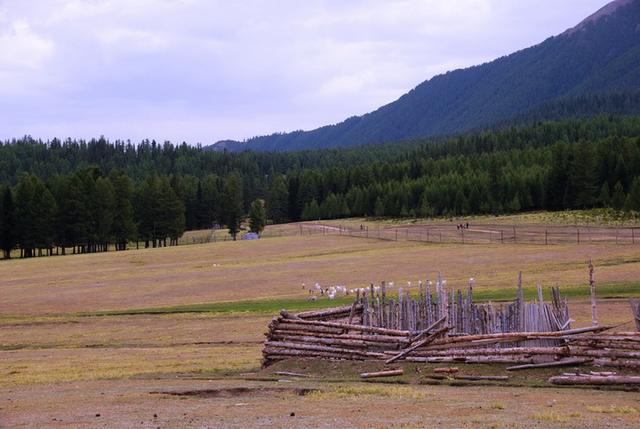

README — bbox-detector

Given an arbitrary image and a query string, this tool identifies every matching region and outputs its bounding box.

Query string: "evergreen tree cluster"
[1,116,640,258]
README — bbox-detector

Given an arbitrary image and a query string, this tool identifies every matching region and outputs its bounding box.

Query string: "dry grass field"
[2,220,640,428]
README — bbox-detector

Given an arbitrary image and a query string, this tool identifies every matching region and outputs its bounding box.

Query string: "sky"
[0,0,611,145]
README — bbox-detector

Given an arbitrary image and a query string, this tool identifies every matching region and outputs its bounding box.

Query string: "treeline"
[1,116,640,258]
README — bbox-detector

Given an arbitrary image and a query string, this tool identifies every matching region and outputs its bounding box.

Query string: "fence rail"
[299,223,640,246]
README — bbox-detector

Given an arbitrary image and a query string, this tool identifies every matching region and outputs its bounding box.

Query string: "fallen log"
[264,350,367,361]
[507,358,592,371]
[386,327,449,364]
[268,334,403,350]
[549,375,640,385]
[433,367,459,374]
[264,340,384,358]
[406,356,536,364]
[408,316,447,342]
[360,369,404,379]
[396,346,569,358]
[273,371,311,378]
[427,374,510,381]
[270,329,411,344]
[455,375,509,381]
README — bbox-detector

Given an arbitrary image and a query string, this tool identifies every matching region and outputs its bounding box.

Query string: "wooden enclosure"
[263,277,640,370]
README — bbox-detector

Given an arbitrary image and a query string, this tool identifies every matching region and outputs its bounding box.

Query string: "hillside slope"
[212,0,640,152]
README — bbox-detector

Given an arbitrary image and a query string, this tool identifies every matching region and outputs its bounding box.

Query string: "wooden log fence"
[262,272,640,371]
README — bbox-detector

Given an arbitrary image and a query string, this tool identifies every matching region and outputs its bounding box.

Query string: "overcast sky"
[0,0,610,145]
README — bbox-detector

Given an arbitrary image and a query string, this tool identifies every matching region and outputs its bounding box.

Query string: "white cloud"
[0,0,611,143]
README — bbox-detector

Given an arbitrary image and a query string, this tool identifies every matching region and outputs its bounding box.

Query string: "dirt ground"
[2,230,640,428]
[2,373,639,428]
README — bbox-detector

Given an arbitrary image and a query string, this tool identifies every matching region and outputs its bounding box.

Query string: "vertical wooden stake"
[589,259,597,327]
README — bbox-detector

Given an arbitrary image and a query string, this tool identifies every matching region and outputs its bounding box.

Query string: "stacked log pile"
[263,274,640,372]
[264,316,640,372]
[263,307,640,369]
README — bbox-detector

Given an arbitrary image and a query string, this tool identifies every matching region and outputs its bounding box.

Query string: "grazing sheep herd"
[302,278,462,301]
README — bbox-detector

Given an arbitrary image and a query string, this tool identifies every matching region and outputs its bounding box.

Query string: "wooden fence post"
[545,229,548,245]
[589,260,597,327]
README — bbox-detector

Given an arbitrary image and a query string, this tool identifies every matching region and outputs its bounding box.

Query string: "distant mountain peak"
[567,0,636,34]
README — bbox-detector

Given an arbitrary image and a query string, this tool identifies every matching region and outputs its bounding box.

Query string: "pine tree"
[0,187,17,259]
[222,173,244,240]
[373,197,385,217]
[569,141,598,209]
[109,170,136,251]
[611,181,626,210]
[249,199,266,235]
[625,178,640,212]
[598,182,611,207]
[267,175,289,224]
[94,177,115,251]
[302,199,320,220]
[508,194,522,213]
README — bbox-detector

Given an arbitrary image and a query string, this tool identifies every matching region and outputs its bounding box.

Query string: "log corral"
[263,275,640,374]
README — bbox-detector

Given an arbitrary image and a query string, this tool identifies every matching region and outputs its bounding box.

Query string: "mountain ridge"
[210,0,640,152]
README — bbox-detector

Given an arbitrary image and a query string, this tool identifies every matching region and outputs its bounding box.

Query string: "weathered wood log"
[397,346,569,357]
[295,305,362,320]
[386,326,449,364]
[278,318,411,336]
[507,358,592,371]
[264,340,385,358]
[264,349,368,361]
[549,375,640,385]
[268,334,402,350]
[406,356,537,364]
[272,322,344,334]
[273,371,311,378]
[409,316,447,341]
[280,310,303,320]
[591,358,640,368]
[568,346,640,359]
[270,329,411,344]
[630,299,640,331]
[454,375,509,381]
[433,367,459,374]
[360,369,404,379]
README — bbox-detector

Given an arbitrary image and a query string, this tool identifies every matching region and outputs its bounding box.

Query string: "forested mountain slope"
[2,116,640,258]
[212,0,640,152]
